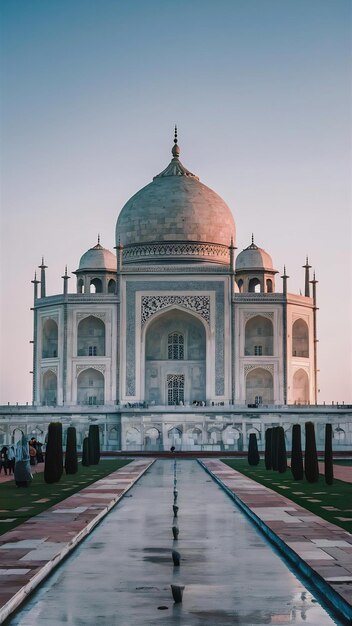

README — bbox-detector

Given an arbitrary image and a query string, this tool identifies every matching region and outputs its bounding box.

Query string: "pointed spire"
[31,271,40,301]
[171,124,180,159]
[38,257,47,298]
[303,255,311,297]
[62,265,70,295]
[251,233,254,245]
[98,233,100,245]
[281,265,289,296]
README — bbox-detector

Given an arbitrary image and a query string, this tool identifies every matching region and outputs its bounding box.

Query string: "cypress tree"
[304,421,319,483]
[271,427,279,471]
[264,428,272,470]
[65,426,78,475]
[56,422,63,481]
[82,437,90,466]
[291,424,304,480]
[277,426,287,473]
[324,423,334,485]
[88,425,100,465]
[44,422,63,484]
[248,433,260,466]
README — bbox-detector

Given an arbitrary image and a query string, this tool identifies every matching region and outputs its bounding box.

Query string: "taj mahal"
[1,130,351,450]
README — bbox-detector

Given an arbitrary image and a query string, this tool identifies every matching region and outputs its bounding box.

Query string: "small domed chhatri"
[116,127,236,265]
[235,235,278,293]
[78,236,117,271]
[236,234,274,271]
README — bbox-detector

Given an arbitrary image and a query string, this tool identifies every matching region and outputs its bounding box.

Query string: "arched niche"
[108,279,116,294]
[77,367,104,405]
[144,308,206,406]
[292,368,309,404]
[41,370,57,406]
[42,319,58,358]
[248,277,261,293]
[266,279,273,293]
[237,278,244,293]
[90,278,102,293]
[144,427,161,450]
[125,427,142,448]
[245,315,273,356]
[292,319,309,357]
[77,315,105,356]
[246,367,274,405]
[77,278,84,294]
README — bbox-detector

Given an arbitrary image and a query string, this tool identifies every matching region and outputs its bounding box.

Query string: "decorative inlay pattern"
[41,366,57,375]
[243,312,274,322]
[42,315,58,324]
[125,280,225,397]
[244,364,274,375]
[141,295,210,327]
[76,312,107,321]
[123,242,230,263]
[76,364,106,377]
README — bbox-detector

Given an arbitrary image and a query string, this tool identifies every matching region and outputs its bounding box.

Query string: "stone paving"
[201,459,352,623]
[0,459,154,624]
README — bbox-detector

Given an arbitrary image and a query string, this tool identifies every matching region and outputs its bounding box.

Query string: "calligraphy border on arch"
[141,295,210,327]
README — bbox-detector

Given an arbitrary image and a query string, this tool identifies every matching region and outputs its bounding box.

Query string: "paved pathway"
[0,459,153,624]
[317,462,352,483]
[6,459,341,626]
[201,459,352,623]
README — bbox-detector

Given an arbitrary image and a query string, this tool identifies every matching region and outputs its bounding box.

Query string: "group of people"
[0,438,44,475]
[28,438,44,465]
[0,444,16,475]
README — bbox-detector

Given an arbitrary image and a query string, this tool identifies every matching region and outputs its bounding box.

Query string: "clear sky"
[0,0,351,404]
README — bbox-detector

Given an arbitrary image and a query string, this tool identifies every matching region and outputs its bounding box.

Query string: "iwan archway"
[144,308,207,406]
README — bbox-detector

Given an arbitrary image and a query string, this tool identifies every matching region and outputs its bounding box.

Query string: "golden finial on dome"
[172,124,180,158]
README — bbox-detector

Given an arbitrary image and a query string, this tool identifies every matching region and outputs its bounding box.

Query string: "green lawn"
[222,459,352,533]
[0,459,131,535]
[332,459,352,466]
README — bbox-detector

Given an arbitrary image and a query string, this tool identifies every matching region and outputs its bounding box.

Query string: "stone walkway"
[201,459,352,623]
[317,462,352,483]
[0,459,153,624]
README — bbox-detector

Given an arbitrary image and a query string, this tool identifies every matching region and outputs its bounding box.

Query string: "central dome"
[115,133,236,265]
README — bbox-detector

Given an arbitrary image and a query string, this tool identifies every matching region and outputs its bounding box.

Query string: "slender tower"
[39,257,47,298]
[302,256,311,298]
[229,236,237,404]
[61,266,70,404]
[310,271,319,404]
[31,271,40,405]
[281,266,289,404]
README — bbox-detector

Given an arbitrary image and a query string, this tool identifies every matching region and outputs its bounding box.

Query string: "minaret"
[62,265,70,295]
[281,266,289,404]
[303,256,311,297]
[38,257,47,298]
[229,236,237,405]
[281,265,289,296]
[310,271,319,404]
[31,271,40,301]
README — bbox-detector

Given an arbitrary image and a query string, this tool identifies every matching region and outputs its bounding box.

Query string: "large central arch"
[144,308,207,405]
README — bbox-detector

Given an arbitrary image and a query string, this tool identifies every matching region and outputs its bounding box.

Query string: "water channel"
[8,460,341,625]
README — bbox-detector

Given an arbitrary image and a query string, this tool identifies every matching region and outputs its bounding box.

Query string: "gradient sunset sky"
[0,0,351,403]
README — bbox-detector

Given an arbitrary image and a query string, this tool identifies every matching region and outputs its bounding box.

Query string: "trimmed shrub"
[291,424,304,480]
[82,437,90,466]
[44,422,63,484]
[65,426,78,475]
[264,428,272,470]
[324,423,334,485]
[304,421,319,483]
[248,433,260,466]
[277,426,287,473]
[88,425,100,465]
[271,427,279,471]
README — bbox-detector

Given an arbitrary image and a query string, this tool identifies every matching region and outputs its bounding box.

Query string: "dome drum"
[121,240,231,265]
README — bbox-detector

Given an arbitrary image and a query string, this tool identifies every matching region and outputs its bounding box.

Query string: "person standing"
[0,446,9,475]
